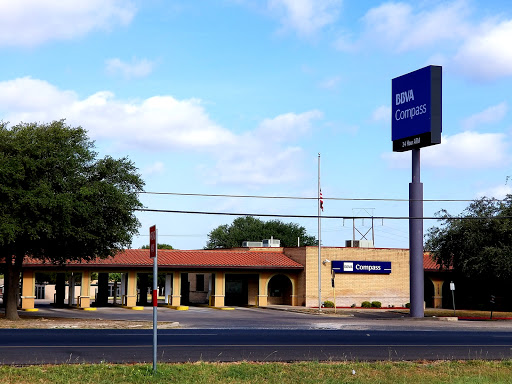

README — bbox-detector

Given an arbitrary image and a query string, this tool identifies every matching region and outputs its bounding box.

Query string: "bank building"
[10,238,451,312]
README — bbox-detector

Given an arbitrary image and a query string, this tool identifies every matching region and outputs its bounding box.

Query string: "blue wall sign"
[332,260,392,274]
[392,65,442,152]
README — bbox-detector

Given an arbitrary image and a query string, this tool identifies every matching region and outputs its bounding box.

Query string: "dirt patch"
[0,316,179,329]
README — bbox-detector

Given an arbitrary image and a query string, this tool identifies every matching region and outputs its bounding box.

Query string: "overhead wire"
[136,208,512,221]
[139,191,498,203]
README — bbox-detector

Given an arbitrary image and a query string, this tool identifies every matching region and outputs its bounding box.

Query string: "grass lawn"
[2,361,512,384]
[423,308,512,319]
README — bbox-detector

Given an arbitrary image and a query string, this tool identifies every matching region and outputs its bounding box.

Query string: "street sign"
[332,260,391,274]
[451,281,456,315]
[149,224,158,372]
[150,225,156,258]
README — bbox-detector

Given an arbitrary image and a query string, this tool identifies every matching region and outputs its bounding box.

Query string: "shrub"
[361,301,371,308]
[323,300,335,308]
[351,303,356,308]
[405,302,410,308]
[371,301,382,308]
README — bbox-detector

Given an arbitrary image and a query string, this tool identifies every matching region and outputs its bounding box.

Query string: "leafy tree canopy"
[425,196,512,282]
[0,120,144,319]
[205,216,317,249]
[141,243,174,250]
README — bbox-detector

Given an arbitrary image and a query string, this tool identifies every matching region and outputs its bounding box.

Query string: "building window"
[196,274,204,292]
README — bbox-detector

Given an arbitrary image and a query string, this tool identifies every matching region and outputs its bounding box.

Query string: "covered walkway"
[19,248,304,311]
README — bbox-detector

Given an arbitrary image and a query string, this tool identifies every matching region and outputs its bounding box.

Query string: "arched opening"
[267,274,293,305]
[425,277,435,308]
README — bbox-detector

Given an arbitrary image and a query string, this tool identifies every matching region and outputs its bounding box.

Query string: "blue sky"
[2,0,512,250]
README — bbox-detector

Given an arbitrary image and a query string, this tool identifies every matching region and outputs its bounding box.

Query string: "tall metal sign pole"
[392,65,442,318]
[149,225,158,372]
[409,148,423,317]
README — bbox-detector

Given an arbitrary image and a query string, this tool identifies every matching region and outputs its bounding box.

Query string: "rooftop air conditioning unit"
[345,240,360,248]
[242,241,263,247]
[345,240,374,248]
[262,239,280,247]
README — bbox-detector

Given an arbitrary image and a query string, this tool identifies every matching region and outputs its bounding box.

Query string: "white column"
[165,274,172,304]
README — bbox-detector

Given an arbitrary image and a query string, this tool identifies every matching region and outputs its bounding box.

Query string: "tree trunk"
[4,255,21,320]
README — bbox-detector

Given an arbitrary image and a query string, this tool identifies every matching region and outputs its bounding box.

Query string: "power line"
[139,191,507,203]
[136,208,512,221]
[138,234,206,237]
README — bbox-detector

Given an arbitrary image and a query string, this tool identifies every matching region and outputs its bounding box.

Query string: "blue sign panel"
[332,260,391,274]
[392,65,442,152]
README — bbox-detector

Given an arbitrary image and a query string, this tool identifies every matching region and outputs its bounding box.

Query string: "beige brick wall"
[300,247,410,308]
[248,277,258,306]
[282,248,307,306]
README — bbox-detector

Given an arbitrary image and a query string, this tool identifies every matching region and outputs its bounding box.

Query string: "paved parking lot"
[2,302,511,331]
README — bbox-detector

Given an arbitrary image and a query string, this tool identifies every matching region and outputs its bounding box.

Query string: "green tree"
[425,196,512,283]
[205,216,317,249]
[0,121,144,320]
[141,243,174,250]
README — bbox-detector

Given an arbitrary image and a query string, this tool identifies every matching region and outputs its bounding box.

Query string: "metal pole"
[409,148,424,317]
[318,153,322,311]
[332,269,336,314]
[451,283,456,316]
[153,231,158,372]
[372,216,375,246]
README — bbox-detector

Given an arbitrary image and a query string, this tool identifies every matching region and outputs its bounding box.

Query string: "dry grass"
[294,307,512,319]
[0,316,179,329]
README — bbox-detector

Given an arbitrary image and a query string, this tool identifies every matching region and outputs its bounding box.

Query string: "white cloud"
[318,76,342,90]
[0,0,135,46]
[383,131,510,169]
[105,57,155,79]
[0,77,322,186]
[360,2,411,49]
[143,161,165,176]
[0,77,236,150]
[476,184,512,199]
[333,33,356,52]
[256,110,322,142]
[461,102,508,130]
[207,110,322,185]
[371,105,391,124]
[352,1,512,81]
[360,1,470,52]
[208,145,304,185]
[268,0,342,36]
[423,131,510,168]
[453,20,512,81]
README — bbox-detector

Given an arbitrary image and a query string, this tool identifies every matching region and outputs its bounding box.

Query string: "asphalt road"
[1,328,512,364]
[2,304,512,364]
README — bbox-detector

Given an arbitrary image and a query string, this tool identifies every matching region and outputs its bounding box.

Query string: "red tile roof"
[23,249,304,270]
[424,253,452,271]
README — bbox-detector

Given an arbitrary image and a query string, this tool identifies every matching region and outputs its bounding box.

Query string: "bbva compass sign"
[392,65,442,152]
[332,260,392,274]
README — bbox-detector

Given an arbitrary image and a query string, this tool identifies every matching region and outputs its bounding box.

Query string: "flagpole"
[318,153,322,311]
